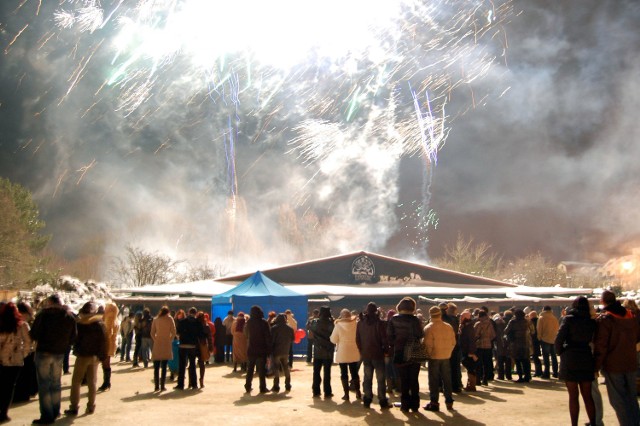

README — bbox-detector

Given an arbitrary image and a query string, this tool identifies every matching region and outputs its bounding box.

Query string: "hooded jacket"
[330,315,360,363]
[271,314,294,357]
[387,313,423,358]
[594,301,640,373]
[356,313,388,360]
[245,306,272,357]
[74,312,107,360]
[310,307,335,360]
[504,316,531,359]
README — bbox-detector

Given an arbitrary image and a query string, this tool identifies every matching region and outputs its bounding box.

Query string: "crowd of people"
[0,289,639,425]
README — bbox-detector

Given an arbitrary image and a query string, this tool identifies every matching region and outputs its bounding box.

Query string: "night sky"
[1,0,639,277]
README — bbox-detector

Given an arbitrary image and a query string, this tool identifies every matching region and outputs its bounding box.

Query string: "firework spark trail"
[409,85,448,257]
[3,0,513,259]
[75,159,97,185]
[4,23,28,54]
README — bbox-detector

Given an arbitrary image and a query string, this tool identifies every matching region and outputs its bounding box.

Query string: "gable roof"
[214,271,303,299]
[218,251,516,288]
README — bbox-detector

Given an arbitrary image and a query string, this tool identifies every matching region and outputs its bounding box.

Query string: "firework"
[2,0,513,263]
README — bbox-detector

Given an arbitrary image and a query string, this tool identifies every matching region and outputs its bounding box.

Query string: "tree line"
[0,177,609,289]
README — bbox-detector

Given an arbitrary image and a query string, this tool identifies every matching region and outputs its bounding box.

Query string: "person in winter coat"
[132,311,143,367]
[384,309,398,396]
[271,313,295,392]
[330,309,361,401]
[222,311,235,363]
[594,290,640,426]
[306,309,319,363]
[232,313,248,372]
[244,305,272,394]
[213,317,226,363]
[423,305,457,412]
[151,306,176,392]
[30,294,77,425]
[119,312,134,362]
[505,309,531,383]
[175,307,206,390]
[442,303,462,392]
[537,305,560,378]
[492,313,510,380]
[528,310,543,377]
[137,308,154,368]
[474,310,496,386]
[310,306,335,398]
[387,297,423,412]
[12,302,37,404]
[196,311,214,388]
[98,303,119,392]
[0,302,32,423]
[356,302,390,409]
[555,296,596,426]
[459,310,478,391]
[64,302,106,417]
[284,309,297,368]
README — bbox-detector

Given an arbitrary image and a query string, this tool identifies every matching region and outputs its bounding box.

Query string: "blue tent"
[211,271,309,354]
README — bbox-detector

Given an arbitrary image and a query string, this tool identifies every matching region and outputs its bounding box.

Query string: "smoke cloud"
[0,0,638,280]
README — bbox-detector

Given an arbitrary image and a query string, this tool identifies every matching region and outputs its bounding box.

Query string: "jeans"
[69,356,99,411]
[35,352,64,421]
[602,370,640,426]
[362,359,386,404]
[385,356,397,389]
[591,378,605,426]
[428,358,453,404]
[140,337,153,366]
[224,335,233,362]
[395,360,420,410]
[312,358,333,396]
[541,342,558,376]
[177,347,197,388]
[246,356,267,391]
[272,355,291,389]
[120,332,133,360]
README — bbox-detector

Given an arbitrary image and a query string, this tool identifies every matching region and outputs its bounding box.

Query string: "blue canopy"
[211,271,309,354]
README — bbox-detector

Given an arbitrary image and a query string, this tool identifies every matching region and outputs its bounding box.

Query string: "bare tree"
[110,245,184,287]
[435,233,501,277]
[177,262,229,282]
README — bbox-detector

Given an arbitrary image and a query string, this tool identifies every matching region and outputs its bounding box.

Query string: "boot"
[464,373,477,392]
[98,368,111,392]
[341,378,350,400]
[154,369,160,391]
[354,380,361,399]
[160,367,167,391]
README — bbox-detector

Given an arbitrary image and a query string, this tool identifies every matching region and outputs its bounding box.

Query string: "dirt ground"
[8,357,622,426]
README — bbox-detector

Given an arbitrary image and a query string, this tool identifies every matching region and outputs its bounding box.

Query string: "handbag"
[403,338,428,363]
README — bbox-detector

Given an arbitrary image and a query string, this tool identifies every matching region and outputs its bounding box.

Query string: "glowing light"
[622,261,635,273]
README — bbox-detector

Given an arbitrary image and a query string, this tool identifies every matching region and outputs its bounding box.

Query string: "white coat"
[330,316,360,363]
